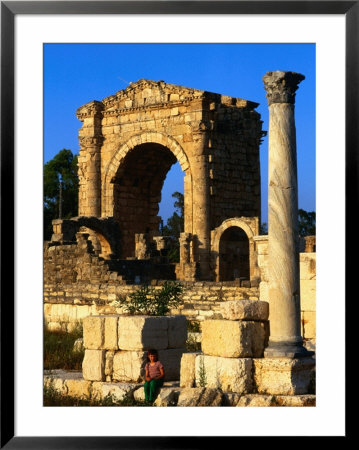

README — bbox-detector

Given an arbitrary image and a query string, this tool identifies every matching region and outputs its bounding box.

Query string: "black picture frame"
[1,1,354,447]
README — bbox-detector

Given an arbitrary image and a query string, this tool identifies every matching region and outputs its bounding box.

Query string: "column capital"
[263,71,305,105]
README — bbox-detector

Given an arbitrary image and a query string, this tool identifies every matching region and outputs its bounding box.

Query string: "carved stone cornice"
[262,71,305,105]
[102,99,192,117]
[79,136,104,148]
[76,101,104,120]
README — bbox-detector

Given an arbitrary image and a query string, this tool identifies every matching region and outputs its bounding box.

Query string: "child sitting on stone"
[144,349,165,402]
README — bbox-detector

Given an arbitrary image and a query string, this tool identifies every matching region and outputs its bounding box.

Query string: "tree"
[161,192,184,263]
[260,209,316,237]
[44,149,79,240]
[260,222,268,235]
[162,192,184,237]
[298,209,316,237]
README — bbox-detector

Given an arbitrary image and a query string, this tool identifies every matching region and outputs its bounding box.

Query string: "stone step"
[43,371,315,407]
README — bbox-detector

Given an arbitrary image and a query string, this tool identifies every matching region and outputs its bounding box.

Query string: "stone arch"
[78,226,113,259]
[102,132,190,218]
[51,217,122,258]
[102,132,191,258]
[211,217,259,282]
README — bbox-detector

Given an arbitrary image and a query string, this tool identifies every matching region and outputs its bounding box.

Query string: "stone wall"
[43,233,315,343]
[44,278,259,333]
[254,235,316,345]
[76,79,264,278]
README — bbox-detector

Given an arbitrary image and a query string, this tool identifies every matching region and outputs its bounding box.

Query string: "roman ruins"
[44,75,316,404]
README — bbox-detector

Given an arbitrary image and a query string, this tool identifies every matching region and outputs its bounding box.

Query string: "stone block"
[195,355,253,394]
[133,386,146,402]
[112,350,147,383]
[44,376,66,395]
[302,311,316,339]
[177,387,223,406]
[180,352,199,388]
[83,316,104,350]
[236,394,274,407]
[167,315,187,348]
[273,394,316,406]
[91,382,140,402]
[222,392,242,406]
[300,253,316,280]
[220,299,269,321]
[64,379,92,399]
[105,350,115,377]
[118,316,168,350]
[82,349,106,381]
[104,315,119,350]
[253,357,315,395]
[259,282,269,302]
[300,279,316,312]
[201,320,266,358]
[158,348,186,381]
[153,388,180,406]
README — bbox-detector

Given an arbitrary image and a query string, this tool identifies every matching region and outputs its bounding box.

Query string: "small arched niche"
[211,217,259,282]
[218,226,249,281]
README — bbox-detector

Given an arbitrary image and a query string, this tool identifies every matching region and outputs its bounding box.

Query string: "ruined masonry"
[44,78,315,344]
[44,75,316,405]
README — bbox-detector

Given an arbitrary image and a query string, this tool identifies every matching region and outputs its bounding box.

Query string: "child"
[144,349,165,403]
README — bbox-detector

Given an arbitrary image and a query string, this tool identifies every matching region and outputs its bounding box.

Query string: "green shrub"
[186,334,201,352]
[187,321,201,333]
[198,356,207,387]
[116,281,184,316]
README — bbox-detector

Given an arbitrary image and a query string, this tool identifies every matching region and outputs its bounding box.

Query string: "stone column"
[262,71,312,357]
[191,146,211,280]
[76,101,104,217]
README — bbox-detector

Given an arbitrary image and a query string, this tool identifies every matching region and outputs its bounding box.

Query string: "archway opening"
[219,226,249,281]
[112,142,183,258]
[79,226,112,259]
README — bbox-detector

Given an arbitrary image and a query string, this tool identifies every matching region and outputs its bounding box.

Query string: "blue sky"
[44,43,315,224]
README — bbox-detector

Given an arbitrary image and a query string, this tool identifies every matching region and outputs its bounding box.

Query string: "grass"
[43,382,153,406]
[44,324,84,371]
[186,320,201,351]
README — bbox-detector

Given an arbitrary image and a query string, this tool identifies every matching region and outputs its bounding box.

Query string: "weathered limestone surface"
[153,388,180,406]
[105,350,115,378]
[92,382,140,402]
[83,316,105,350]
[220,299,269,321]
[82,349,106,381]
[167,315,187,348]
[195,355,253,393]
[273,394,315,406]
[65,378,92,399]
[254,236,316,341]
[237,394,275,407]
[301,312,316,339]
[133,386,146,402]
[104,315,120,350]
[44,371,316,406]
[118,316,168,350]
[157,348,186,381]
[201,320,266,358]
[112,348,185,382]
[177,387,223,406]
[253,357,315,395]
[180,352,200,388]
[83,315,119,350]
[112,350,147,383]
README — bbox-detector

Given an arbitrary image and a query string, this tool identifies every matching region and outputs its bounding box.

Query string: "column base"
[264,340,314,358]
